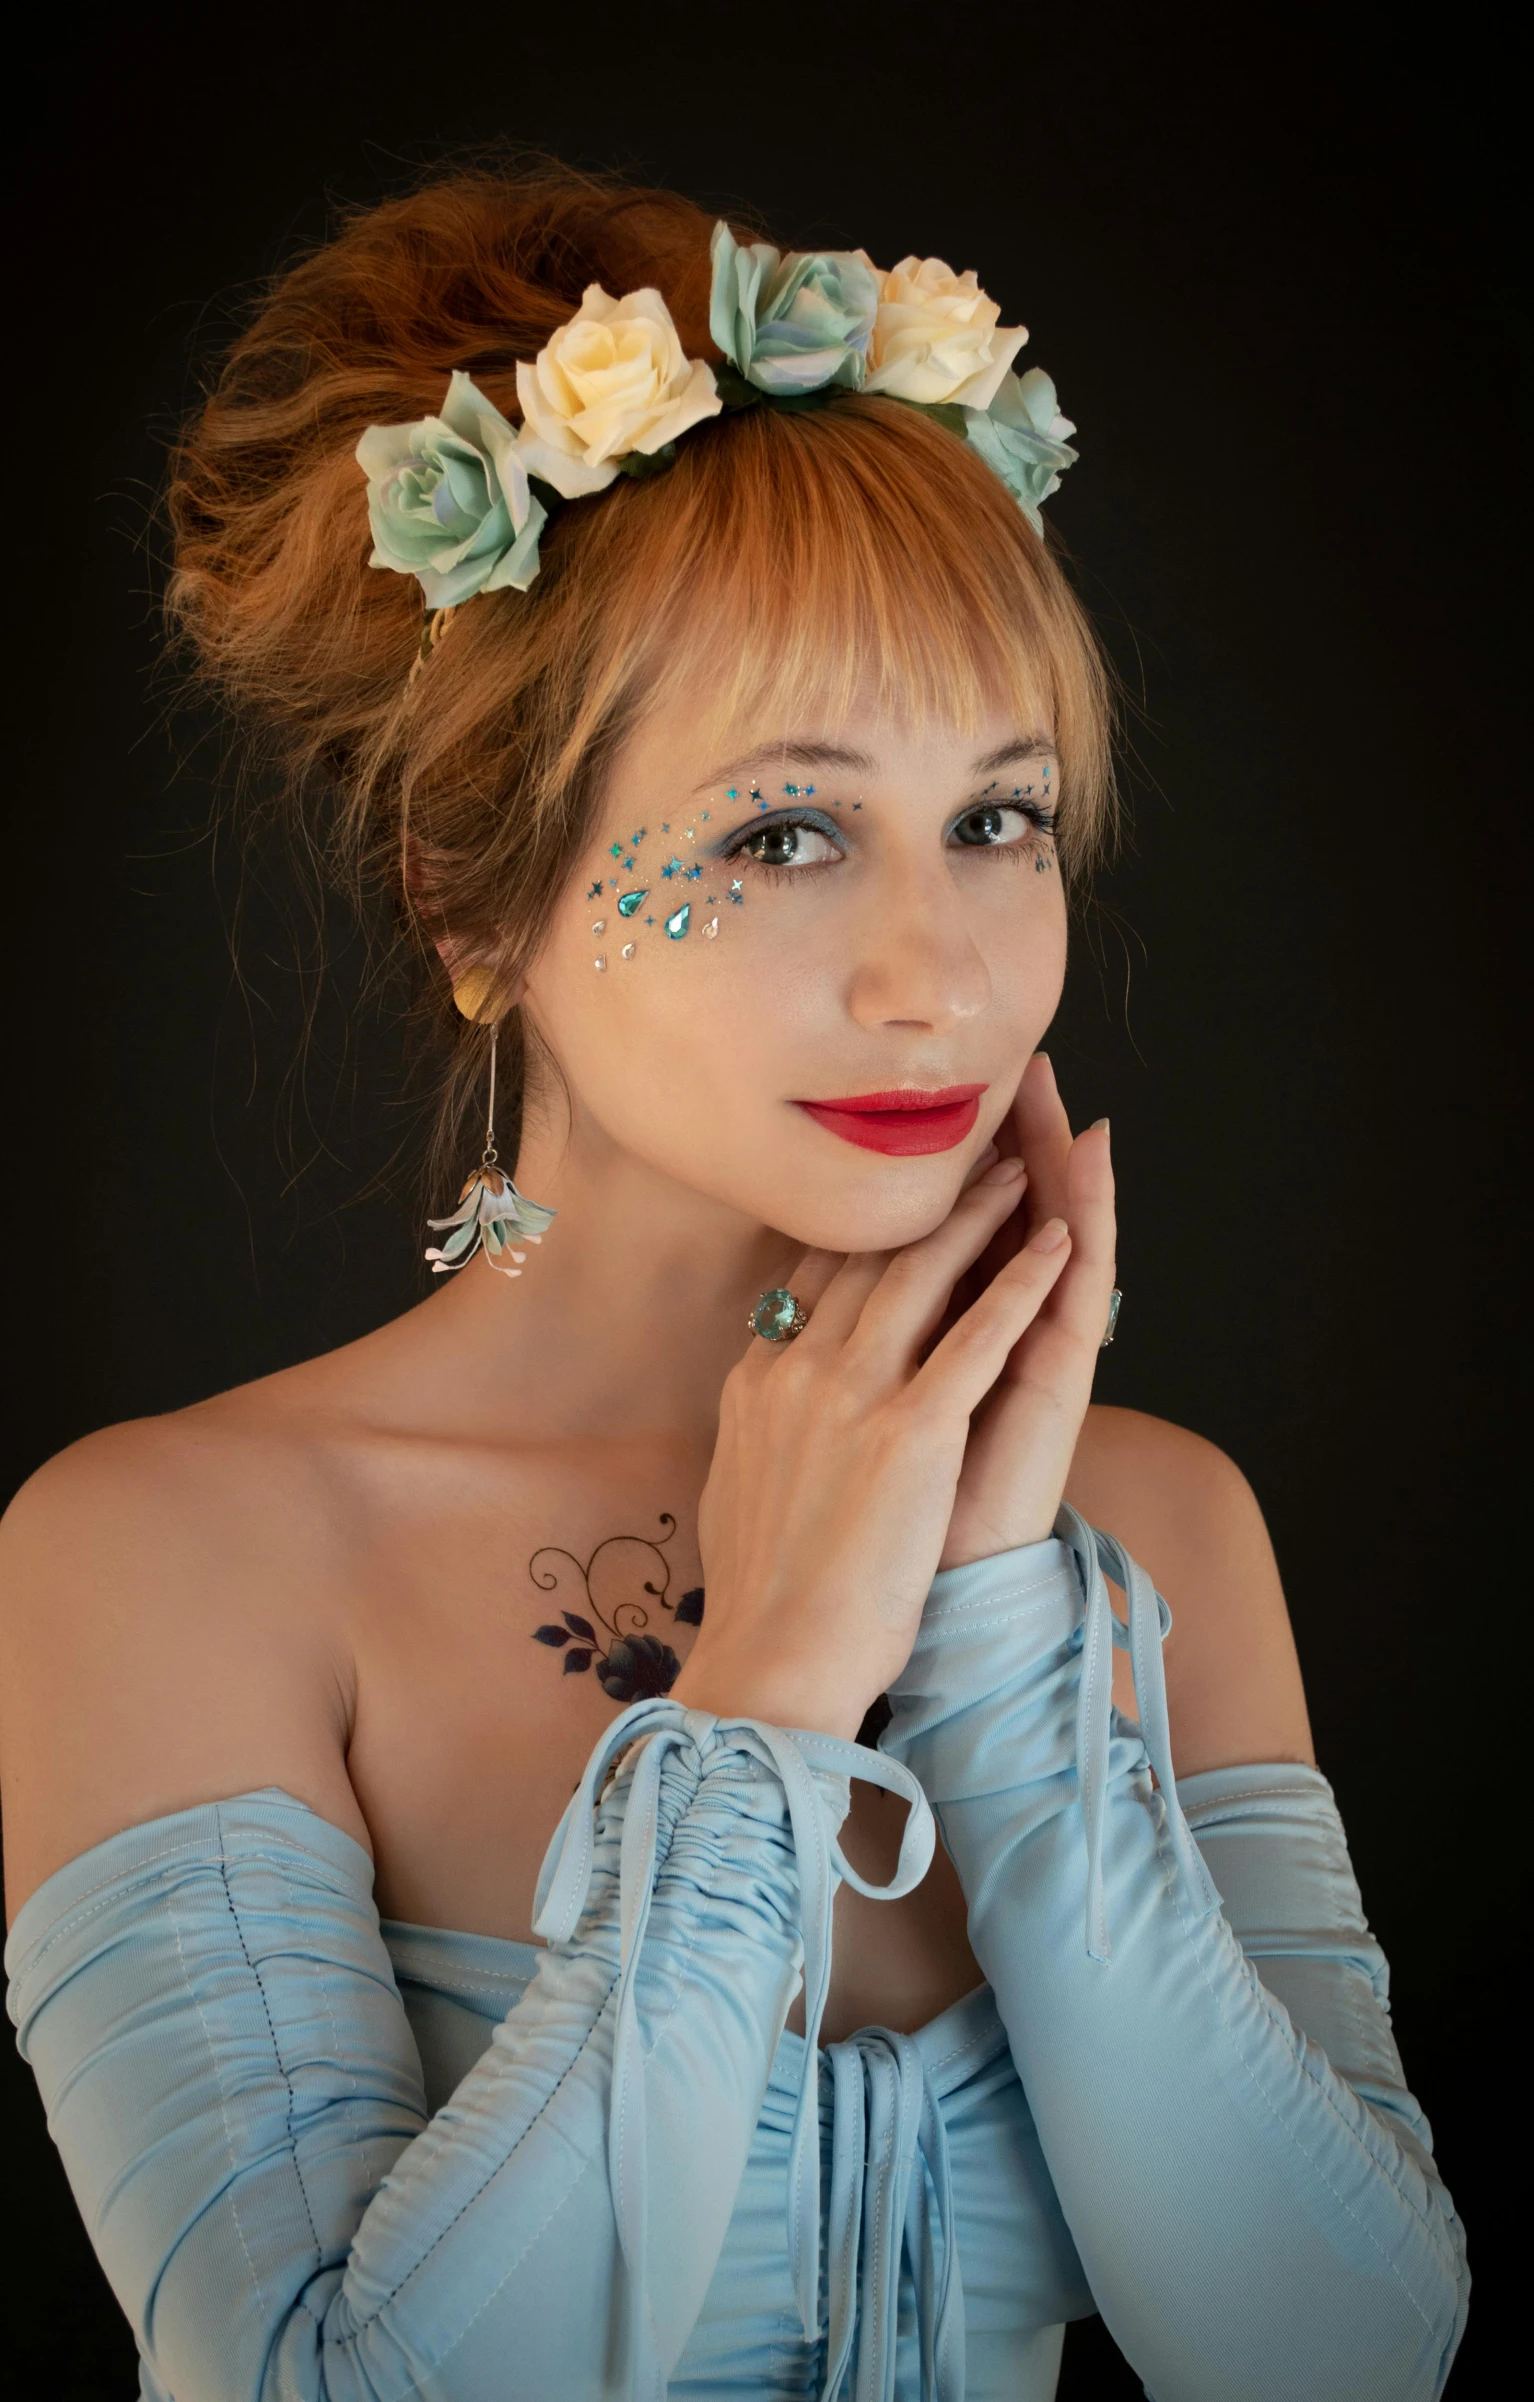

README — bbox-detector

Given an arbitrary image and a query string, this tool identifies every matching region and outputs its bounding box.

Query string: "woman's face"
[520,691,1068,1251]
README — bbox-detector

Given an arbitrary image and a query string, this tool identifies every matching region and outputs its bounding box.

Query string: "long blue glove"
[881,1508,1469,2401]
[5,1705,932,2402]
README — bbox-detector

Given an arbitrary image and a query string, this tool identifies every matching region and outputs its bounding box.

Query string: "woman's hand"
[672,1159,1073,1740]
[939,1052,1117,1568]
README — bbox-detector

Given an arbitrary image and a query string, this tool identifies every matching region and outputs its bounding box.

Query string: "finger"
[995,1119,1116,1387]
[914,1216,1073,1413]
[1014,1052,1074,1235]
[846,1160,1030,1370]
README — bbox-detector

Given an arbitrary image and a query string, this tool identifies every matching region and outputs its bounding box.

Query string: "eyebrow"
[694,740,877,791]
[969,737,1056,773]
[696,733,1055,793]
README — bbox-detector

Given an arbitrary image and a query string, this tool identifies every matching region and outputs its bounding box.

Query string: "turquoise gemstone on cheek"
[617,888,649,917]
[665,904,691,939]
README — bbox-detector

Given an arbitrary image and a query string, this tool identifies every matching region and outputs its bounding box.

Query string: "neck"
[424,1100,798,1446]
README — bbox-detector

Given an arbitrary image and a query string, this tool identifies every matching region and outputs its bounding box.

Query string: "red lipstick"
[795,1084,987,1156]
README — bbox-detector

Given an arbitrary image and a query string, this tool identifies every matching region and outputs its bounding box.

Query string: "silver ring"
[749,1288,809,1343]
[1100,1289,1122,1349]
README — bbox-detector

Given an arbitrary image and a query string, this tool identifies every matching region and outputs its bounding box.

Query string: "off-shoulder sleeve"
[6,1704,932,2402]
[881,1508,1469,2402]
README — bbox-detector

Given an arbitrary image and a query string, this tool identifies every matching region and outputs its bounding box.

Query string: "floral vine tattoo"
[529,1512,705,1702]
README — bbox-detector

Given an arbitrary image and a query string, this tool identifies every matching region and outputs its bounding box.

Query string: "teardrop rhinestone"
[617,888,649,917]
[621,941,636,959]
[591,918,606,934]
[702,917,718,938]
[594,955,607,972]
[665,904,691,940]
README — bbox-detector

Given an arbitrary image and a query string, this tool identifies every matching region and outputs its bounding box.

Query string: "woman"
[0,166,1467,2399]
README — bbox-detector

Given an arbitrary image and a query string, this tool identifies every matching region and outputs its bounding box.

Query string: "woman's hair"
[168,160,1114,1174]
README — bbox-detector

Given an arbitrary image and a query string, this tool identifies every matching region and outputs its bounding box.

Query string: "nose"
[844,870,993,1035]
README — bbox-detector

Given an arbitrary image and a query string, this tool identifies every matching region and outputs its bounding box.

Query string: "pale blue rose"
[709,221,878,397]
[963,368,1079,532]
[355,370,547,607]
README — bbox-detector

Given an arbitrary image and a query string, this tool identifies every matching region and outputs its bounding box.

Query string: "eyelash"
[719,798,1057,883]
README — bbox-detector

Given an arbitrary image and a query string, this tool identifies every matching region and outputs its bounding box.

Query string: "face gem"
[594,955,607,971]
[665,903,691,939]
[621,941,636,958]
[586,880,604,900]
[591,919,606,934]
[617,888,649,917]
[702,916,719,938]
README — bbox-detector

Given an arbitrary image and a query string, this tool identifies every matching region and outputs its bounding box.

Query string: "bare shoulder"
[0,1386,372,1929]
[1065,1404,1314,1774]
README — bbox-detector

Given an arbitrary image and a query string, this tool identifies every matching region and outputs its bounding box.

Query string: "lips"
[794,1085,987,1156]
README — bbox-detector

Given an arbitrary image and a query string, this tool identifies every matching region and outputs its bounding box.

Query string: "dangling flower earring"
[425,1004,556,1278]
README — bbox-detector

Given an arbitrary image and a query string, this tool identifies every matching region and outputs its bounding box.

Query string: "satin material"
[6,1518,1468,2398]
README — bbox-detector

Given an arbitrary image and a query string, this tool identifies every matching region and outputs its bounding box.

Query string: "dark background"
[4,2,1522,2392]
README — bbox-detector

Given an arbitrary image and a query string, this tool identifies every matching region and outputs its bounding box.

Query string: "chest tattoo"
[529,1512,704,1702]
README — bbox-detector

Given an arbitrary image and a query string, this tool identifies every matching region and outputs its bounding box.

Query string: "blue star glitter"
[685,864,702,880]
[784,783,801,796]
[645,915,655,926]
[661,862,676,880]
[586,880,603,899]
[726,788,738,800]
[609,842,623,859]
[631,828,647,844]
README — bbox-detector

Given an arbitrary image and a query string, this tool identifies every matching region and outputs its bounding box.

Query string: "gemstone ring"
[749,1287,810,1343]
[1100,1289,1122,1349]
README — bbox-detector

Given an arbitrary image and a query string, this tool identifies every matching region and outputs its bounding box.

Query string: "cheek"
[529,892,819,1160]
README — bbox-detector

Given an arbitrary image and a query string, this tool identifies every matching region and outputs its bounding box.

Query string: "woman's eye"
[950,804,1038,848]
[742,821,841,869]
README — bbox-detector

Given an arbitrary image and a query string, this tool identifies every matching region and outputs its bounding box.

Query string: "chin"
[763,1152,977,1255]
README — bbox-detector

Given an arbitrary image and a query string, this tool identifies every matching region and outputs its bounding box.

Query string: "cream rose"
[515,284,721,499]
[860,254,1029,411]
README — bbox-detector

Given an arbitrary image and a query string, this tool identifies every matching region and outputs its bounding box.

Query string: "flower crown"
[356,224,1078,626]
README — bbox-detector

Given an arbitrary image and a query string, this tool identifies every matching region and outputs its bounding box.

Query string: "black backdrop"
[4,4,1522,2392]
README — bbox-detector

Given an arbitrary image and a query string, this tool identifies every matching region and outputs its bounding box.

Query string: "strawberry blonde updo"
[168,162,1114,1175]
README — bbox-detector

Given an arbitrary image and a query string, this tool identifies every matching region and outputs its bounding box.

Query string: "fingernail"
[1032,1216,1070,1250]
[981,1156,1027,1185]
[1091,1116,1109,1133]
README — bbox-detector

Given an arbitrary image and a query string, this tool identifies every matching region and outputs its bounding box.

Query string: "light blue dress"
[4,1512,1468,2398]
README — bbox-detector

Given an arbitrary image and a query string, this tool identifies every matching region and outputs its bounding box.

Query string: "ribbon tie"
[821,2027,965,2402]
[532,1700,936,2397]
[1060,1502,1222,1962]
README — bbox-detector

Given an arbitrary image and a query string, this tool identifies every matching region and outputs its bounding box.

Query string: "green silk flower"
[962,368,1080,533]
[709,222,879,397]
[355,370,547,607]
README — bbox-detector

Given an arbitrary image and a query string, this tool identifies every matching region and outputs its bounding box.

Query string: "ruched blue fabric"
[5,1518,1469,2399]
